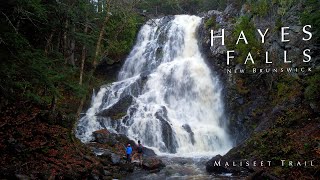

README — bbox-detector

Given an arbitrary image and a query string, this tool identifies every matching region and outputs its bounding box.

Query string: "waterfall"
[76,15,232,156]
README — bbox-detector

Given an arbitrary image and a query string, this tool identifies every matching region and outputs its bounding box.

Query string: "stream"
[125,156,240,180]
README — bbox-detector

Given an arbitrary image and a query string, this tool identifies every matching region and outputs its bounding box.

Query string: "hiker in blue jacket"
[126,144,132,163]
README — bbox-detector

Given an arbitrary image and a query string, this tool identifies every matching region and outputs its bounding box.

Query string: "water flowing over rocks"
[76,15,232,156]
[71,1,320,179]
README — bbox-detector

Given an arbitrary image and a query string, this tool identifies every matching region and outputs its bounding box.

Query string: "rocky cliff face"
[199,1,319,179]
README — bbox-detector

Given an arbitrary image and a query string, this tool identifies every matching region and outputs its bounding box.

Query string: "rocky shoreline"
[88,129,165,178]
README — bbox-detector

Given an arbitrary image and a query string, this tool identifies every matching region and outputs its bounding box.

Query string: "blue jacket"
[126,146,132,155]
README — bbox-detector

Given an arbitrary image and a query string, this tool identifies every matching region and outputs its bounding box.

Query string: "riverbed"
[125,156,242,180]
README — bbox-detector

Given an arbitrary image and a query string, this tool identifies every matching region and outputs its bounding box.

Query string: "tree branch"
[1,11,18,34]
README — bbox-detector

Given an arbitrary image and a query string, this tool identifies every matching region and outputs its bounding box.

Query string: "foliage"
[300,0,320,43]
[136,0,228,15]
[105,12,143,60]
[236,78,249,95]
[247,0,270,17]
[275,17,283,31]
[227,16,263,65]
[304,70,320,103]
[0,0,145,129]
[272,0,296,16]
[273,75,302,105]
[204,16,217,29]
[0,1,146,176]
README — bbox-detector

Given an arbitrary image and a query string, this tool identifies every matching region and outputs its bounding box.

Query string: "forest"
[0,0,229,178]
[0,0,229,126]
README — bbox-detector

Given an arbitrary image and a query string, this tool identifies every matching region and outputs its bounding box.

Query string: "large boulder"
[92,129,119,146]
[119,163,134,173]
[142,147,157,157]
[127,140,157,156]
[92,129,157,157]
[142,157,165,171]
[110,153,121,165]
[206,155,231,174]
[96,95,133,120]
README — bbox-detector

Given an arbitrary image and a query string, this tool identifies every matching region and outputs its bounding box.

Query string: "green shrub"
[227,16,263,65]
[248,0,270,17]
[304,71,320,102]
[273,0,296,16]
[300,0,320,42]
[205,16,216,29]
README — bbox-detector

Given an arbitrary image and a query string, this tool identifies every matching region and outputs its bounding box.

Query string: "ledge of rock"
[142,157,165,171]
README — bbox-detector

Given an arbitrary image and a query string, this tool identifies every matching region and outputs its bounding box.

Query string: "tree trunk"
[56,31,61,52]
[51,95,56,112]
[93,0,112,68]
[45,31,54,56]
[76,97,85,118]
[98,0,102,13]
[63,19,69,64]
[79,24,88,85]
[77,3,90,119]
[70,26,76,66]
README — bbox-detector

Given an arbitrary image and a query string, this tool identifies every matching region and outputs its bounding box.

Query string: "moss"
[300,0,320,42]
[275,17,283,31]
[235,78,249,95]
[205,16,217,29]
[227,16,264,65]
[272,75,302,105]
[304,70,320,102]
[273,0,296,16]
[273,166,287,177]
[247,0,270,17]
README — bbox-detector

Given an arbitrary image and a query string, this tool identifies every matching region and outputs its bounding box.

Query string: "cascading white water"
[76,15,232,156]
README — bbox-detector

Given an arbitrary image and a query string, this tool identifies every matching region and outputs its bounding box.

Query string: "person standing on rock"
[126,144,132,163]
[132,140,144,166]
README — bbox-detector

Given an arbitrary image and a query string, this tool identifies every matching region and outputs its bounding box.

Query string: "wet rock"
[103,170,112,176]
[140,70,150,81]
[89,169,101,180]
[182,124,195,145]
[92,129,111,144]
[142,157,165,171]
[155,107,177,153]
[100,159,111,166]
[120,163,134,173]
[110,153,121,165]
[159,117,176,153]
[112,133,132,145]
[93,129,110,137]
[100,151,121,165]
[126,140,156,156]
[143,147,156,157]
[15,174,30,180]
[96,95,133,120]
[206,155,231,174]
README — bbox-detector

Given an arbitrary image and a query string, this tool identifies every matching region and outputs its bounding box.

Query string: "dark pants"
[126,154,131,163]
